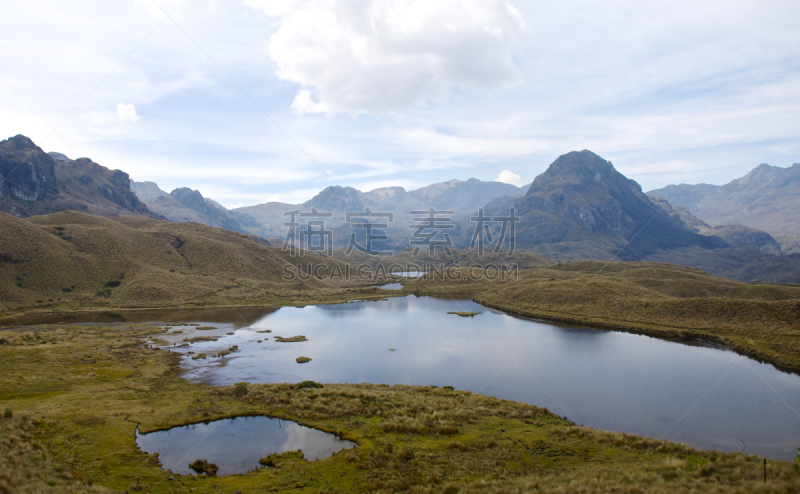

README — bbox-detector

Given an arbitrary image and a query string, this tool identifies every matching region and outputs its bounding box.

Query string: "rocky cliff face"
[0,135,57,204]
[0,135,155,219]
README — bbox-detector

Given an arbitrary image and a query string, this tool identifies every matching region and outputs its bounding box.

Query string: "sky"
[1,0,798,208]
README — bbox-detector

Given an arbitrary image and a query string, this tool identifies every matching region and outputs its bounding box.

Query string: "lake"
[12,295,800,460]
[149,295,800,461]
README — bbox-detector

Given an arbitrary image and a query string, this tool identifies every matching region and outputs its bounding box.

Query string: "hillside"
[648,163,800,252]
[0,211,363,314]
[0,135,155,219]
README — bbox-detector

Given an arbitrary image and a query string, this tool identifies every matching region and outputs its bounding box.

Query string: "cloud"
[116,103,141,123]
[246,0,525,114]
[495,169,521,185]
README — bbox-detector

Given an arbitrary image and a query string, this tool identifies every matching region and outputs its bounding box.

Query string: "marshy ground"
[1,323,799,493]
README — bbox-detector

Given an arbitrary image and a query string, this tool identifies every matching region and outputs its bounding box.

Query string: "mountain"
[130,181,261,235]
[649,196,782,254]
[647,163,800,253]
[420,178,523,212]
[506,150,726,260]
[0,135,155,219]
[231,178,526,246]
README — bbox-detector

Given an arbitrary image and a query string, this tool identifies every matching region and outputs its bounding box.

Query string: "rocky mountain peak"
[528,150,633,196]
[8,134,37,151]
[303,185,369,212]
[170,187,208,212]
[514,150,723,259]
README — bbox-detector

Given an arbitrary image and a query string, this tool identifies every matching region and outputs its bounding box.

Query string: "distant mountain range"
[648,163,800,253]
[3,134,799,283]
[133,175,528,240]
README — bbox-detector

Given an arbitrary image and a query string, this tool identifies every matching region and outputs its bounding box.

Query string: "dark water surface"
[136,416,356,476]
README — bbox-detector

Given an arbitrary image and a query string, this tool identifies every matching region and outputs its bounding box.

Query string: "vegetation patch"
[259,450,305,468]
[195,326,217,330]
[189,458,218,476]
[274,335,308,342]
[296,356,311,363]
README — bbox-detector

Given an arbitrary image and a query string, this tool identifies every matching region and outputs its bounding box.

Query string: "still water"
[136,416,356,476]
[149,295,800,461]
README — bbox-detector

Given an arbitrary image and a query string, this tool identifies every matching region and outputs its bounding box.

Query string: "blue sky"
[1,0,798,208]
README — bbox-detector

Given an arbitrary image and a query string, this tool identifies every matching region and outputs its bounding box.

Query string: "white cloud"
[495,169,521,185]
[247,0,525,114]
[116,103,141,123]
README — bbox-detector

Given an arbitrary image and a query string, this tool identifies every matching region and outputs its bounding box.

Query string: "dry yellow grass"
[0,211,383,315]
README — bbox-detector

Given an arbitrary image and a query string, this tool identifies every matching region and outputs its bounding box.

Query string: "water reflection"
[168,295,800,461]
[136,416,356,476]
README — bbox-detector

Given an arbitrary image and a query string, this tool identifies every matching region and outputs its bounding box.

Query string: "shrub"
[3,408,11,419]
[234,382,248,397]
[0,338,9,345]
[189,459,218,476]
[296,381,324,389]
[105,280,121,288]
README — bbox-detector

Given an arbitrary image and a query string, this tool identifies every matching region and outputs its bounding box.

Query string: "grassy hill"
[0,211,367,314]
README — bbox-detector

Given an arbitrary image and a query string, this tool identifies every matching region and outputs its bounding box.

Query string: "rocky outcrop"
[0,135,57,204]
[0,135,156,219]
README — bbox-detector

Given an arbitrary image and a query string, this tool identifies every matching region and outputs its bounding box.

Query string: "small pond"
[378,283,404,290]
[136,416,356,476]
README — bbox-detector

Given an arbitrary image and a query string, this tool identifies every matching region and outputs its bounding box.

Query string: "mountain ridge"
[0,135,156,219]
[647,162,800,253]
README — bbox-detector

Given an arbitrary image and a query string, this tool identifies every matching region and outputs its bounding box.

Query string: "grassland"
[404,260,800,374]
[0,211,381,315]
[1,323,798,493]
